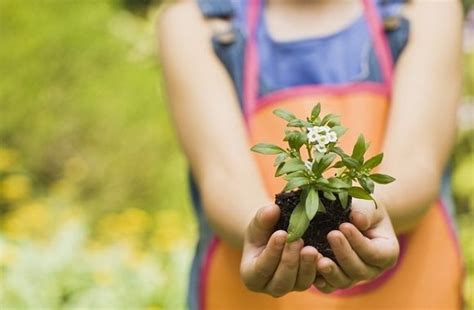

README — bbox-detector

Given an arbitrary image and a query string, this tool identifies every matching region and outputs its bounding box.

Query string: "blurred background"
[0,0,473,309]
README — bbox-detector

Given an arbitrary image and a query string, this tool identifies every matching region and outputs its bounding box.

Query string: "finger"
[241,230,287,291]
[350,198,383,231]
[314,276,337,294]
[294,246,319,291]
[340,222,399,269]
[317,257,352,289]
[246,205,281,246]
[327,229,378,281]
[265,239,303,297]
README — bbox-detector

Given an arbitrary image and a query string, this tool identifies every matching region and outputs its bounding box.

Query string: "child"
[158,0,463,308]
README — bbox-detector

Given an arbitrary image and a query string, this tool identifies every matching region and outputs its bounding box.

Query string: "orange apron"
[199,0,463,308]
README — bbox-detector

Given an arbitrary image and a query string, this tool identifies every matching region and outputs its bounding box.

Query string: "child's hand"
[240,205,320,297]
[313,198,400,293]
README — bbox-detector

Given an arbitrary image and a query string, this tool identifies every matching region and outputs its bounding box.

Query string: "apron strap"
[242,0,261,120]
[196,0,234,18]
[361,0,395,89]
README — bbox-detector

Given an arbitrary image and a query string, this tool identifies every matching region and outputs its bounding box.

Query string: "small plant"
[251,103,395,252]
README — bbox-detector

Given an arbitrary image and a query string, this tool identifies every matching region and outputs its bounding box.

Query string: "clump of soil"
[274,190,352,261]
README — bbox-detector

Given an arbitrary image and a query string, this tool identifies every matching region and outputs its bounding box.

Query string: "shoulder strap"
[377,0,410,63]
[377,0,408,30]
[195,0,246,108]
[196,0,234,19]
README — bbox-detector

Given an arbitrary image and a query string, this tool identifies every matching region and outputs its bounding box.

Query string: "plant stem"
[306,144,313,161]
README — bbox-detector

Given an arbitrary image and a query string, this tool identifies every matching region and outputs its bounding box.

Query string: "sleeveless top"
[187,0,461,308]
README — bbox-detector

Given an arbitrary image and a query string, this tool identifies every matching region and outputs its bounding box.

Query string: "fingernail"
[321,265,332,273]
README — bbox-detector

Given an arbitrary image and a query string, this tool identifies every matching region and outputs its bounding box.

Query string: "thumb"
[349,198,382,231]
[246,205,281,246]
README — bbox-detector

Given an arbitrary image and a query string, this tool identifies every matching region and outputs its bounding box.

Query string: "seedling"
[251,103,395,258]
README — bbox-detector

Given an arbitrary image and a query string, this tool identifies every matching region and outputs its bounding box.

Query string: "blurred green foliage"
[0,0,191,218]
[464,0,474,13]
[0,0,473,309]
[0,0,194,308]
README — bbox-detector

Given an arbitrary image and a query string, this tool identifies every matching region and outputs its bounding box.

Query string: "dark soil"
[274,190,351,261]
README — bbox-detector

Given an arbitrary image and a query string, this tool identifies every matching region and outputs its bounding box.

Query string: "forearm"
[375,154,444,234]
[197,164,272,248]
[158,2,273,248]
[377,0,463,234]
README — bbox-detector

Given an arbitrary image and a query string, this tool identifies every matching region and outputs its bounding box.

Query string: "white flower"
[315,144,327,153]
[327,131,338,143]
[307,131,319,143]
[317,125,331,134]
[304,160,313,171]
[307,126,317,133]
[316,134,329,145]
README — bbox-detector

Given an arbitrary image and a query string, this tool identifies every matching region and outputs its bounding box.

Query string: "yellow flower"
[97,208,150,242]
[152,209,195,251]
[2,202,49,239]
[119,208,150,236]
[1,174,31,202]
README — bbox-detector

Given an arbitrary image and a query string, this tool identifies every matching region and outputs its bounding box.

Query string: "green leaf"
[358,177,375,194]
[363,153,384,169]
[316,177,330,185]
[287,119,306,127]
[321,113,340,126]
[283,177,310,192]
[279,158,305,175]
[284,171,306,180]
[369,173,396,184]
[331,146,347,158]
[285,131,307,150]
[342,156,360,169]
[314,151,325,163]
[305,187,319,220]
[273,109,296,122]
[311,103,321,121]
[339,191,349,208]
[313,153,337,175]
[275,161,285,177]
[273,153,288,167]
[251,143,285,155]
[332,161,344,168]
[352,134,367,163]
[328,177,350,189]
[347,186,373,200]
[327,117,341,127]
[331,126,348,137]
[323,191,337,201]
[287,202,310,242]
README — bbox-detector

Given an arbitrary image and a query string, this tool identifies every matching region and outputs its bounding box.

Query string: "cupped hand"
[314,198,400,293]
[240,205,320,297]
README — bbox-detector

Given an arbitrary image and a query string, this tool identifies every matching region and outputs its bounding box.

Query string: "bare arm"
[157,1,271,247]
[377,0,463,233]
